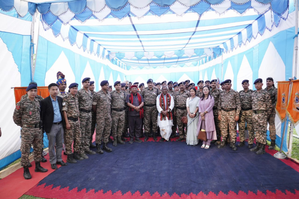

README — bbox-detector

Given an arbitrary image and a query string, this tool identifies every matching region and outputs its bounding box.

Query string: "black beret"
[211,79,217,83]
[178,82,184,86]
[114,81,121,87]
[174,82,178,84]
[139,83,144,88]
[162,81,166,84]
[109,86,112,88]
[156,82,161,85]
[266,77,274,82]
[220,81,225,86]
[254,78,263,84]
[205,80,210,83]
[121,83,126,87]
[129,82,132,84]
[167,81,173,85]
[147,79,153,84]
[173,84,178,88]
[82,77,90,83]
[197,80,204,84]
[185,80,190,83]
[29,81,38,86]
[69,83,78,89]
[26,83,37,91]
[134,82,139,85]
[242,79,249,84]
[90,81,94,85]
[223,79,231,84]
[100,80,109,86]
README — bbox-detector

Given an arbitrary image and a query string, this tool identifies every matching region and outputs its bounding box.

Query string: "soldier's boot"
[85,148,96,155]
[35,162,48,173]
[153,133,157,141]
[218,141,226,148]
[73,152,83,160]
[268,140,276,150]
[67,154,77,163]
[237,141,245,147]
[41,155,47,162]
[80,153,89,159]
[250,143,260,152]
[230,142,237,151]
[144,133,149,142]
[90,142,97,148]
[113,137,117,146]
[96,144,104,154]
[118,137,125,144]
[248,144,253,149]
[102,143,112,152]
[256,144,266,155]
[23,167,32,180]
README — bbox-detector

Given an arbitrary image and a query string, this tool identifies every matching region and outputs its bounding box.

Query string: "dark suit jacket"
[40,96,65,134]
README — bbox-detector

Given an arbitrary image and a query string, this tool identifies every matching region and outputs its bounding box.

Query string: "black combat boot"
[118,137,125,144]
[230,142,237,151]
[35,162,48,173]
[96,144,104,154]
[80,153,89,159]
[73,152,83,160]
[237,141,245,147]
[268,140,275,150]
[23,166,32,179]
[41,155,47,162]
[256,144,265,155]
[250,143,260,152]
[218,141,226,148]
[153,133,157,141]
[248,144,253,149]
[67,154,77,163]
[102,143,112,152]
[85,148,96,155]
[90,142,97,148]
[113,138,117,146]
[144,133,149,142]
[135,138,142,143]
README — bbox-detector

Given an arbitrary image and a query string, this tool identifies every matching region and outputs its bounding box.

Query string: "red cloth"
[159,93,173,121]
[129,93,144,118]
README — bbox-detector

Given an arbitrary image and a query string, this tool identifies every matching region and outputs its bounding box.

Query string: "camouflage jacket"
[175,90,189,108]
[265,87,277,109]
[141,87,159,105]
[93,90,111,116]
[57,92,67,98]
[62,94,79,118]
[111,90,126,109]
[218,89,241,115]
[78,88,92,111]
[21,94,43,102]
[196,89,203,98]
[210,88,221,108]
[239,89,253,110]
[252,90,272,116]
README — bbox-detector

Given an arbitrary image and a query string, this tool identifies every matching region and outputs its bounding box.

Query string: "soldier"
[134,82,139,86]
[156,82,161,93]
[89,81,96,148]
[167,81,177,137]
[162,81,167,86]
[205,80,211,88]
[265,77,277,150]
[13,83,48,179]
[167,81,174,95]
[121,83,130,139]
[111,81,126,146]
[62,83,83,163]
[92,80,113,153]
[56,71,67,98]
[139,83,144,93]
[174,83,179,92]
[196,80,204,98]
[184,80,190,89]
[238,80,254,148]
[250,78,272,155]
[78,77,96,156]
[217,79,241,151]
[141,79,159,141]
[210,79,221,144]
[175,82,189,141]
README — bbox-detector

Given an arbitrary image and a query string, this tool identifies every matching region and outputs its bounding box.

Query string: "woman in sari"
[186,88,200,145]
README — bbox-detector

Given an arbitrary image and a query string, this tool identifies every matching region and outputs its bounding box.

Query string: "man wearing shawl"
[156,86,174,142]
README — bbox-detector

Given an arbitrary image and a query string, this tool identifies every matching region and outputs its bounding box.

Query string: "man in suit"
[41,83,67,169]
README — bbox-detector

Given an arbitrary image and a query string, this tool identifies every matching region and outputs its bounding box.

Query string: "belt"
[112,108,125,112]
[53,121,62,125]
[80,109,91,113]
[253,110,266,114]
[144,104,155,107]
[241,108,252,111]
[68,117,78,122]
[221,108,236,112]
[23,124,40,128]
[176,107,186,110]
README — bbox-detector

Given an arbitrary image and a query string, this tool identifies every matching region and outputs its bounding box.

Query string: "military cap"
[147,79,153,84]
[266,77,274,82]
[168,81,173,85]
[174,82,178,84]
[173,84,178,88]
[114,81,121,87]
[26,83,37,91]
[100,80,109,86]
[82,77,90,83]
[242,79,249,84]
[211,79,217,83]
[178,82,184,86]
[205,80,210,83]
[29,82,38,86]
[223,79,231,84]
[129,82,132,84]
[90,81,94,85]
[185,80,190,84]
[220,81,225,86]
[69,83,78,89]
[134,82,139,85]
[254,78,263,84]
[139,83,144,88]
[156,82,161,85]
[162,81,166,84]
[121,83,126,87]
[197,80,204,84]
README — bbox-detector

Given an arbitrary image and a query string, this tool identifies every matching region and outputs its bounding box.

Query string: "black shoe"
[248,144,253,149]
[41,156,47,162]
[153,134,157,141]
[118,137,125,144]
[268,140,276,150]
[237,141,245,147]
[73,152,83,160]
[102,143,112,152]
[28,162,32,168]
[176,137,184,142]
[159,138,165,142]
[96,144,104,154]
[67,154,77,163]
[51,164,58,170]
[90,143,97,148]
[134,138,142,143]
[218,141,226,148]
[256,144,265,155]
[23,167,32,180]
[80,153,89,159]
[144,134,148,142]
[113,139,117,146]
[129,139,134,144]
[56,160,67,166]
[35,162,48,173]
[230,143,237,151]
[85,149,96,155]
[250,143,260,152]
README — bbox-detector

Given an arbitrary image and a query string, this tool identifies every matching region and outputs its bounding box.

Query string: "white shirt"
[156,93,174,113]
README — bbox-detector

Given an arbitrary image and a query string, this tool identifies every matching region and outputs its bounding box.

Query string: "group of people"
[13,71,277,180]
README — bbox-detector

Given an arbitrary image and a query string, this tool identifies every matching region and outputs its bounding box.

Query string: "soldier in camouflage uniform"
[210,79,221,144]
[92,80,113,153]
[175,82,189,141]
[111,81,126,146]
[139,83,144,93]
[89,81,96,148]
[238,80,254,148]
[121,83,130,139]
[167,81,177,137]
[196,80,204,98]
[218,79,241,151]
[141,79,159,141]
[265,77,277,150]
[78,78,96,157]
[250,78,272,155]
[56,71,67,98]
[13,83,48,180]
[62,83,82,163]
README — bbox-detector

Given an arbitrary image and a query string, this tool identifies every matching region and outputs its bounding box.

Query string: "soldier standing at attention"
[238,80,254,148]
[139,83,144,93]
[92,80,113,153]
[250,78,272,155]
[210,79,221,144]
[13,83,48,179]
[121,83,130,139]
[111,81,126,146]
[141,79,159,141]
[205,80,211,88]
[174,83,179,92]
[184,80,190,89]
[78,78,96,156]
[265,77,277,150]
[217,79,241,151]
[196,80,204,98]
[156,82,162,93]
[89,81,96,148]
[56,71,67,98]
[175,82,189,141]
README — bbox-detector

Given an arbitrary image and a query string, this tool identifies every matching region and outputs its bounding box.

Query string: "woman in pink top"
[197,86,217,149]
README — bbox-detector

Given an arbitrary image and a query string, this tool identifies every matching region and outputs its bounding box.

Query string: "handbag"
[181,116,188,124]
[197,121,207,141]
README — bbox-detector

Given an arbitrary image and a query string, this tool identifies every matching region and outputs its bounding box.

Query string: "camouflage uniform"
[13,96,43,167]
[252,90,272,144]
[218,89,241,143]
[93,90,112,144]
[141,87,159,135]
[78,88,93,151]
[111,90,126,139]
[90,90,96,143]
[196,89,203,98]
[57,92,67,98]
[175,90,189,138]
[265,87,277,140]
[62,94,82,155]
[210,88,221,141]
[239,89,254,144]
[168,89,177,134]
[21,94,44,102]
[123,90,130,136]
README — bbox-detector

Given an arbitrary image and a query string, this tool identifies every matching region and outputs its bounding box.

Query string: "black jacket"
[40,96,65,133]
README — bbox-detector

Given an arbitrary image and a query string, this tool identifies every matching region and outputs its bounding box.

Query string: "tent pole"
[294,0,298,79]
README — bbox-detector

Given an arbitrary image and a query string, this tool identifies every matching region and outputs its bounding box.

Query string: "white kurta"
[156,94,174,141]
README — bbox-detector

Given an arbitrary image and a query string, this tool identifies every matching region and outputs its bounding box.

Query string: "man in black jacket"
[41,83,67,169]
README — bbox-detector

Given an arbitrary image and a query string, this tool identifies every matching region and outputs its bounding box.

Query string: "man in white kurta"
[156,86,174,141]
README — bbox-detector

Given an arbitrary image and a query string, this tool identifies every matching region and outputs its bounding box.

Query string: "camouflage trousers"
[176,108,187,138]
[90,112,96,143]
[112,110,125,138]
[239,110,254,144]
[220,110,237,143]
[213,108,221,140]
[20,127,43,167]
[96,115,112,144]
[80,112,92,151]
[123,108,129,135]
[143,106,157,134]
[64,120,82,155]
[268,111,276,140]
[252,111,267,145]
